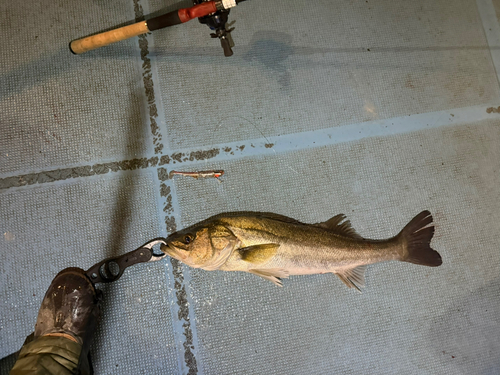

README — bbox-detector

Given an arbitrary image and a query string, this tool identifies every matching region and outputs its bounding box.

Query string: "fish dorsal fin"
[239,244,280,264]
[316,214,363,239]
[334,265,367,292]
[248,268,289,287]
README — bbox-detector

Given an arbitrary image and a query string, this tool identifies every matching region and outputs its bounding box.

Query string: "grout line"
[157,167,203,375]
[142,30,170,153]
[134,0,164,155]
[131,104,500,165]
[163,105,498,166]
[476,0,500,86]
[244,105,498,157]
[0,158,160,190]
[1,105,499,192]
[156,167,203,375]
[133,0,200,372]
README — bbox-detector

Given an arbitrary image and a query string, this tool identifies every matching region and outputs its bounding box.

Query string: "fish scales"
[219,217,400,274]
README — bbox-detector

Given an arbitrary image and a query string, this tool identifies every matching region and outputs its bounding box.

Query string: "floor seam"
[476,0,500,87]
[133,0,199,373]
[1,104,499,192]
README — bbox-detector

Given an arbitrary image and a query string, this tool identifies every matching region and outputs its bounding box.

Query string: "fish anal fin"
[316,214,363,239]
[334,265,367,293]
[239,244,280,264]
[248,268,289,287]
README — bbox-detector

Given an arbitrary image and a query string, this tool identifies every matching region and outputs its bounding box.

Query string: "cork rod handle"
[70,21,149,54]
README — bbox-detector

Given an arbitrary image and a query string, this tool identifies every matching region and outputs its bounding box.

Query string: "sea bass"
[161,210,442,290]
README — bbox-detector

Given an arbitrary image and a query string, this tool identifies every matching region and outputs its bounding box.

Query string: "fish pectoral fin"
[316,214,363,239]
[239,243,280,264]
[248,269,289,287]
[334,265,367,293]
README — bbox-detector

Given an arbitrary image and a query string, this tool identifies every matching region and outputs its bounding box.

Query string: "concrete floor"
[1,0,500,373]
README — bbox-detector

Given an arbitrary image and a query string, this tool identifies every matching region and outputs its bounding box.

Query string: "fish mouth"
[162,243,187,261]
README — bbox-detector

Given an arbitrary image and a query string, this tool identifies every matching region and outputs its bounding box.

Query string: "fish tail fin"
[397,211,442,267]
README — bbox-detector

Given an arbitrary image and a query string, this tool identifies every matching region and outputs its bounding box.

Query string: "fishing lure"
[169,170,224,180]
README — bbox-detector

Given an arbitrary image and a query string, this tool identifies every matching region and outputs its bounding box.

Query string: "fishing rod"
[70,0,247,56]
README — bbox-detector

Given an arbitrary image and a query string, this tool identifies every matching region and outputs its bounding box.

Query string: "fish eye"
[183,234,194,244]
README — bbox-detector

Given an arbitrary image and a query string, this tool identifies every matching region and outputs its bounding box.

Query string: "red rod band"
[178,1,217,23]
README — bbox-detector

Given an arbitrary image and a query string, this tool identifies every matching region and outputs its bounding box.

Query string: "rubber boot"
[34,267,101,365]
